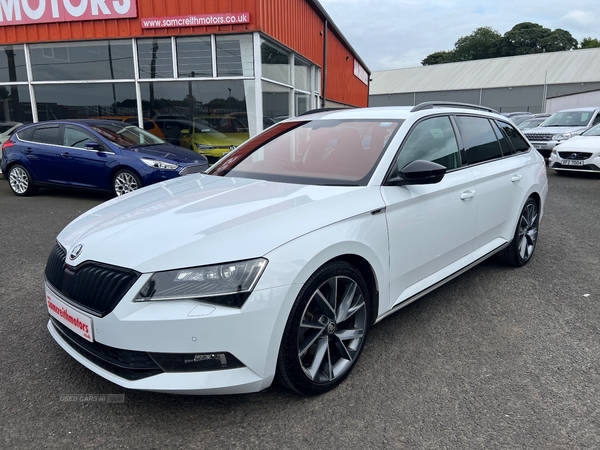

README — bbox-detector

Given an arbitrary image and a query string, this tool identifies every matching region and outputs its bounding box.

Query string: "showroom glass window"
[455,116,503,164]
[261,40,290,85]
[141,80,251,143]
[263,80,291,121]
[177,37,212,78]
[35,84,137,121]
[138,38,173,79]
[30,41,134,81]
[396,116,460,171]
[0,86,32,123]
[0,45,27,82]
[216,35,254,77]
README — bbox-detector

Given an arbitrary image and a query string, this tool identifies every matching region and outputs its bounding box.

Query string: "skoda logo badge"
[571,153,578,159]
[70,244,84,260]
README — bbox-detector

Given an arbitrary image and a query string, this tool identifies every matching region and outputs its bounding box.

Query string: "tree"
[580,37,600,49]
[500,22,552,56]
[454,26,502,61]
[421,50,456,66]
[540,29,578,52]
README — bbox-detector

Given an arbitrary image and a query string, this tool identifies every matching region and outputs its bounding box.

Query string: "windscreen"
[541,111,594,127]
[211,119,402,186]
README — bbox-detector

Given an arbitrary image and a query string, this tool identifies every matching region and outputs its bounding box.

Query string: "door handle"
[26,148,33,153]
[460,190,476,200]
[511,174,522,182]
[61,152,71,158]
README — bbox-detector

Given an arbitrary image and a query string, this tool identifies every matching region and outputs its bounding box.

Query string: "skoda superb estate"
[45,103,548,395]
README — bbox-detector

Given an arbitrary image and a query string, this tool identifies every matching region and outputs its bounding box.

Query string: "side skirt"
[374,242,510,324]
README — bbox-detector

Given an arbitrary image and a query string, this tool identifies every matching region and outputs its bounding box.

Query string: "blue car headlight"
[141,158,178,170]
[135,258,268,308]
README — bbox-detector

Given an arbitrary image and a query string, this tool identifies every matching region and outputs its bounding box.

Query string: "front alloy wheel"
[113,170,141,196]
[277,261,370,395]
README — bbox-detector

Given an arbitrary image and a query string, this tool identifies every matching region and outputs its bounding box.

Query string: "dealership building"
[0,0,369,140]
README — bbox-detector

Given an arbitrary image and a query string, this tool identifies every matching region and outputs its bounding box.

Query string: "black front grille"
[45,244,140,317]
[51,319,163,381]
[558,151,593,160]
[526,133,552,141]
[179,163,208,176]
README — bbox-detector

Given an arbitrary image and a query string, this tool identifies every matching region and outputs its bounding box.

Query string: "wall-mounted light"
[346,55,350,61]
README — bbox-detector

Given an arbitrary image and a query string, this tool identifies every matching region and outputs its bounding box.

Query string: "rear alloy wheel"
[113,170,141,196]
[8,164,36,196]
[501,197,539,267]
[277,261,371,395]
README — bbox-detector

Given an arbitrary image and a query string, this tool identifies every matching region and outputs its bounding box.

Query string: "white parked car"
[0,122,22,157]
[45,103,548,395]
[548,123,600,174]
[523,107,600,158]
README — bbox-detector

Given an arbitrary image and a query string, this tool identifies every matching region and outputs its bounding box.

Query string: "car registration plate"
[46,287,94,342]
[561,160,584,166]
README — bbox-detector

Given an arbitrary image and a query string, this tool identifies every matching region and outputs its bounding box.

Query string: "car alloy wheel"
[501,197,539,266]
[8,164,36,196]
[277,261,370,395]
[113,170,141,196]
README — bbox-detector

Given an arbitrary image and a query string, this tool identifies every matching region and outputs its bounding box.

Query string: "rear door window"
[455,116,502,164]
[30,125,60,145]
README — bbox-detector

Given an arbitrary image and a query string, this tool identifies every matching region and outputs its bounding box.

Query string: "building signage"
[141,12,251,29]
[353,59,369,86]
[0,0,138,27]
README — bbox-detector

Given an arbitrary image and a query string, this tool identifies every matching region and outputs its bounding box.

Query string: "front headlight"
[135,258,268,308]
[141,158,178,170]
[552,132,572,142]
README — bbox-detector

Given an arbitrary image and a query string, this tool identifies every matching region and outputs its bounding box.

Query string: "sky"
[318,0,599,72]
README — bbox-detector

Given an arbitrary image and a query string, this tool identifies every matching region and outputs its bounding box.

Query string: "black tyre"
[277,260,371,395]
[8,164,37,196]
[500,197,539,267]
[112,169,141,197]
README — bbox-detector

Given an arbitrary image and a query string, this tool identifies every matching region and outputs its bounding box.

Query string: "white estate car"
[45,103,548,395]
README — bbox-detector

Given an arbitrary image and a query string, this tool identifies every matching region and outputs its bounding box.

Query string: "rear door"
[19,124,61,183]
[454,116,528,257]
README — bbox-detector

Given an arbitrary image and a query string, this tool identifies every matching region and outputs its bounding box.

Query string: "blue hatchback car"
[1,119,209,197]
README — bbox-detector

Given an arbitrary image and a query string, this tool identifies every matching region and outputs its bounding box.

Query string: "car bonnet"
[57,174,384,273]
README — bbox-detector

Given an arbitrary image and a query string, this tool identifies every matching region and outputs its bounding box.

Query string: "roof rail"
[411,102,499,114]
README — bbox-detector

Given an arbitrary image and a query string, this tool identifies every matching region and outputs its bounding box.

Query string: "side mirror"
[180,129,190,136]
[85,141,103,151]
[386,160,447,186]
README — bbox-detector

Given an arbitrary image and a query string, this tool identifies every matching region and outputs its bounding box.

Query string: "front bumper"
[46,279,298,394]
[548,151,600,173]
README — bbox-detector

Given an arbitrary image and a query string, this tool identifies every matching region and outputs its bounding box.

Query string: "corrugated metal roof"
[371,48,600,95]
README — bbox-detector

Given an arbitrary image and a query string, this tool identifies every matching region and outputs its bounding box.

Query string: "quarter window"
[396,116,460,171]
[455,116,502,164]
[495,120,530,153]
